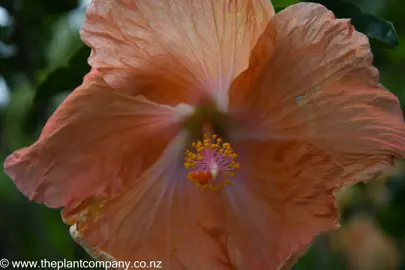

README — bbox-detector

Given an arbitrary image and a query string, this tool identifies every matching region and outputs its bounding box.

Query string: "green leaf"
[34,44,90,102]
[305,0,399,47]
[275,6,287,13]
[23,44,90,134]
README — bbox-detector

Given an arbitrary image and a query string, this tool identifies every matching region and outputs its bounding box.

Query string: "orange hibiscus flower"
[4,1,405,269]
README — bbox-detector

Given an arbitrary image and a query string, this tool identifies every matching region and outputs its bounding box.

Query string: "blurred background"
[0,0,404,269]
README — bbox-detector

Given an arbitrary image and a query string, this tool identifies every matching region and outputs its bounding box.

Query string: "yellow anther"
[184,133,240,191]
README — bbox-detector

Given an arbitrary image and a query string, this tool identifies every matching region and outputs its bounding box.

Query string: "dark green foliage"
[24,45,90,134]
[0,0,80,86]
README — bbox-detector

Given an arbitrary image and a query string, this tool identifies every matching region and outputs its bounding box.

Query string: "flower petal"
[82,0,274,109]
[83,68,102,83]
[224,140,341,269]
[4,78,193,210]
[229,3,405,182]
[63,132,232,269]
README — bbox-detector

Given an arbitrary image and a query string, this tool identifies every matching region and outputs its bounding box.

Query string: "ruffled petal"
[224,4,405,266]
[83,68,102,83]
[224,140,340,270]
[82,0,274,109]
[229,3,405,182]
[63,132,232,270]
[63,136,340,270]
[4,78,193,209]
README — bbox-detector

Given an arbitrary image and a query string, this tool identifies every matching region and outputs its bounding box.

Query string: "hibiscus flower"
[4,1,405,269]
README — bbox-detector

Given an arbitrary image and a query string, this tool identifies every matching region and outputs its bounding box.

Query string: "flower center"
[184,133,240,190]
